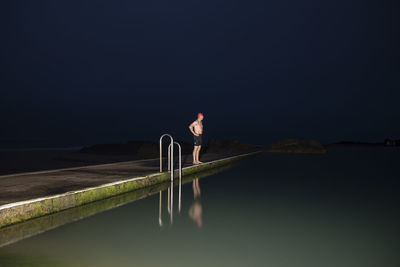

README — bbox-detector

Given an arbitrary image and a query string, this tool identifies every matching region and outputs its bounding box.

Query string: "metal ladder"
[159,134,182,226]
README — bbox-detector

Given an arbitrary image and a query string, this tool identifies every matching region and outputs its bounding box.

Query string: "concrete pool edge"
[0,151,261,228]
[0,162,235,248]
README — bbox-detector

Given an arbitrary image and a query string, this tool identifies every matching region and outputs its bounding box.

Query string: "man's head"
[197,113,204,121]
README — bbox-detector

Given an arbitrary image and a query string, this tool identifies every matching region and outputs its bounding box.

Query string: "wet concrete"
[0,152,261,228]
[0,163,233,248]
[0,152,242,206]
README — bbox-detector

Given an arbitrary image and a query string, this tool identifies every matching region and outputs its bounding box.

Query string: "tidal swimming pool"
[0,147,399,266]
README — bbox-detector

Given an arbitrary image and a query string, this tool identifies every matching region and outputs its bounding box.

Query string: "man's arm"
[189,121,199,136]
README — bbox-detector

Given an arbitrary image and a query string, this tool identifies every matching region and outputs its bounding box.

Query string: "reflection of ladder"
[159,134,182,226]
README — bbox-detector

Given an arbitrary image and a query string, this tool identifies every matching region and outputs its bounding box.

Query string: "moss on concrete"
[0,160,239,247]
[0,152,259,230]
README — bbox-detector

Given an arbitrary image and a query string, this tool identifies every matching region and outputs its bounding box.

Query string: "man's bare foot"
[193,162,199,165]
[198,161,203,164]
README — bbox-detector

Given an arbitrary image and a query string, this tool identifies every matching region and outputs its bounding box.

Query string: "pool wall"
[0,162,234,248]
[0,152,259,229]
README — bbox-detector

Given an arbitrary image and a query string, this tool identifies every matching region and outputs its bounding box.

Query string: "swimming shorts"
[194,134,202,146]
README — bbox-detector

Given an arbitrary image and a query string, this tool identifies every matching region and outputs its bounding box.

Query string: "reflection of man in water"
[189,178,202,228]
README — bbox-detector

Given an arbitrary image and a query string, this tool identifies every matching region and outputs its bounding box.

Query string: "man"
[189,113,204,165]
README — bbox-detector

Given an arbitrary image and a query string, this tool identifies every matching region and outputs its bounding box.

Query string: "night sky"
[1,0,399,148]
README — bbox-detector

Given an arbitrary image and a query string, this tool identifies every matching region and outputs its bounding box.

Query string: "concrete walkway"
[0,152,246,206]
[0,162,233,248]
[0,151,260,228]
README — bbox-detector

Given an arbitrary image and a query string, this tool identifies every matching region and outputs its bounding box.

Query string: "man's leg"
[192,146,197,164]
[193,146,200,164]
[197,145,202,163]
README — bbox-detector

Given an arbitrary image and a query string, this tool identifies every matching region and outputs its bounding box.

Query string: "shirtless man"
[188,113,204,165]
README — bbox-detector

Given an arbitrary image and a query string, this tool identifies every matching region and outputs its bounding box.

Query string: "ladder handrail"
[159,134,183,225]
[168,142,182,175]
[159,134,174,182]
[168,141,182,213]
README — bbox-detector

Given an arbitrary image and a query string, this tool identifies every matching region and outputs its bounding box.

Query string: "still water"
[0,147,399,266]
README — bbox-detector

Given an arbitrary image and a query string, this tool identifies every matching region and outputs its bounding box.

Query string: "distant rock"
[79,138,259,158]
[384,138,400,146]
[266,139,328,154]
[206,139,258,154]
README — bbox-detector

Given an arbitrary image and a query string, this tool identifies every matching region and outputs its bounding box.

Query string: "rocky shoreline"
[79,138,259,157]
[0,139,259,175]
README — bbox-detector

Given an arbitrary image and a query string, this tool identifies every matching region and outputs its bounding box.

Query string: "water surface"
[0,147,399,266]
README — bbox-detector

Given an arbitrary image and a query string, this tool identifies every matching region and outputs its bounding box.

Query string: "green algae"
[0,152,259,230]
[0,161,237,247]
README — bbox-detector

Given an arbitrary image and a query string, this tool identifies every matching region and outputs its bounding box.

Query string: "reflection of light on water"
[158,178,182,227]
[158,191,163,227]
[2,151,399,266]
[158,177,202,228]
[189,178,202,228]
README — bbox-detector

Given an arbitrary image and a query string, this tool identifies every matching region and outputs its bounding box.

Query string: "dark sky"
[1,0,399,147]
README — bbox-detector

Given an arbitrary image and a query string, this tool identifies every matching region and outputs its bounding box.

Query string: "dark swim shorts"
[194,134,202,146]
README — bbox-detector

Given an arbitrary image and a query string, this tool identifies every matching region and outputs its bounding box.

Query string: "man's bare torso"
[191,120,203,135]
